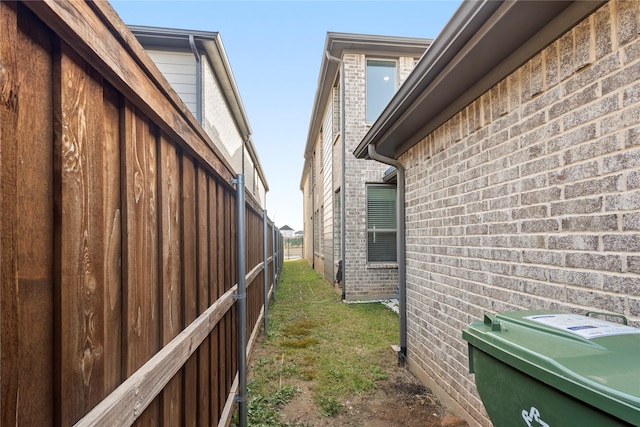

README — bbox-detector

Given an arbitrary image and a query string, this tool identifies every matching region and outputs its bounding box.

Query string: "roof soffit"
[355,0,606,160]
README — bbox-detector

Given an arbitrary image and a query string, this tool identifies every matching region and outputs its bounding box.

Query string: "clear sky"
[110,0,462,231]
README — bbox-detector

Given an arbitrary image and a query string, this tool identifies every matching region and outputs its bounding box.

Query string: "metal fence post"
[233,174,247,427]
[263,209,269,335]
[272,221,277,300]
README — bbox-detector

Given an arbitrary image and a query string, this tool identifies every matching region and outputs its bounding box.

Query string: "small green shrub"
[247,385,300,426]
[318,396,343,417]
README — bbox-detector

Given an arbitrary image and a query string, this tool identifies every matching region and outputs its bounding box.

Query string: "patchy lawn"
[243,259,468,427]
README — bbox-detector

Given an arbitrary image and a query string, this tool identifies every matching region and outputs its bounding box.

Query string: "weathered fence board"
[182,155,198,427]
[2,3,56,425]
[122,101,162,427]
[1,1,285,426]
[197,167,211,426]
[209,177,222,423]
[74,288,237,427]
[103,80,124,403]
[158,133,182,425]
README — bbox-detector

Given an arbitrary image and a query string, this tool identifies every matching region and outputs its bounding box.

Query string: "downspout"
[325,50,346,300]
[188,35,202,124]
[367,144,407,366]
[310,160,315,269]
[234,174,248,426]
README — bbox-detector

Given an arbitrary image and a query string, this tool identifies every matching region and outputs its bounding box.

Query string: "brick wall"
[342,52,419,299]
[400,2,640,425]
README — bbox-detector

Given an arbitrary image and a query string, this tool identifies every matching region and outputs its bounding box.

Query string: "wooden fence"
[0,1,283,425]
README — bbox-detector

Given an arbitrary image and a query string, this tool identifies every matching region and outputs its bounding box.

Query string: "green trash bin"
[462,310,640,426]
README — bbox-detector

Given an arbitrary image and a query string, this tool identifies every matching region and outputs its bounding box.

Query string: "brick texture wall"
[400,2,640,425]
[342,52,418,299]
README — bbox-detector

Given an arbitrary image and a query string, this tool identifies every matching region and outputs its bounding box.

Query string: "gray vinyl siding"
[146,49,198,118]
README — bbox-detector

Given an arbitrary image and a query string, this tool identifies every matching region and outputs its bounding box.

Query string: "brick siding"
[340,52,421,299]
[400,2,640,424]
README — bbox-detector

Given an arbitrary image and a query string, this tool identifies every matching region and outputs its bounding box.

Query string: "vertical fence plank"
[224,188,234,399]
[230,188,238,382]
[0,5,56,425]
[255,211,263,326]
[55,43,109,425]
[17,6,56,423]
[181,155,198,427]
[1,2,20,424]
[102,82,123,399]
[197,167,211,426]
[122,103,160,426]
[267,222,272,299]
[247,211,255,330]
[159,134,182,426]
[209,177,221,421]
[217,182,228,415]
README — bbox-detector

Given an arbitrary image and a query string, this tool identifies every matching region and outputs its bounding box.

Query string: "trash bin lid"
[463,310,640,424]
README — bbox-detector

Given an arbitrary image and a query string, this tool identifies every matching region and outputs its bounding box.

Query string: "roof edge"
[354,0,606,160]
[129,25,268,189]
[303,32,432,160]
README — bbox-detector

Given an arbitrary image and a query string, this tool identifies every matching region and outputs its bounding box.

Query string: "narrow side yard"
[245,259,468,426]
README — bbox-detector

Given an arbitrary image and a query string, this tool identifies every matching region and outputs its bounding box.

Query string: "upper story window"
[366,59,397,123]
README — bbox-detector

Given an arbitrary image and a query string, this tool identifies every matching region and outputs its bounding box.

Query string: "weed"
[370,364,388,381]
[270,385,299,406]
[326,368,344,380]
[246,384,300,426]
[318,396,343,417]
[254,356,275,369]
[281,363,298,378]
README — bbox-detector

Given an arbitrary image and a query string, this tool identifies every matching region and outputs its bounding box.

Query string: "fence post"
[279,234,283,279]
[233,174,247,427]
[263,209,269,335]
[272,221,277,300]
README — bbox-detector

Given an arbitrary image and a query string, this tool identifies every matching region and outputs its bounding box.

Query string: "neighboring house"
[279,225,295,238]
[300,32,431,300]
[355,0,640,425]
[129,25,268,206]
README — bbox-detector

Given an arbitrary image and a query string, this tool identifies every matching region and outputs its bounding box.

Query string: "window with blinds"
[366,184,397,262]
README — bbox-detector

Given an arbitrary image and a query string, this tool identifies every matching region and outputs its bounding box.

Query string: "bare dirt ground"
[249,339,469,427]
